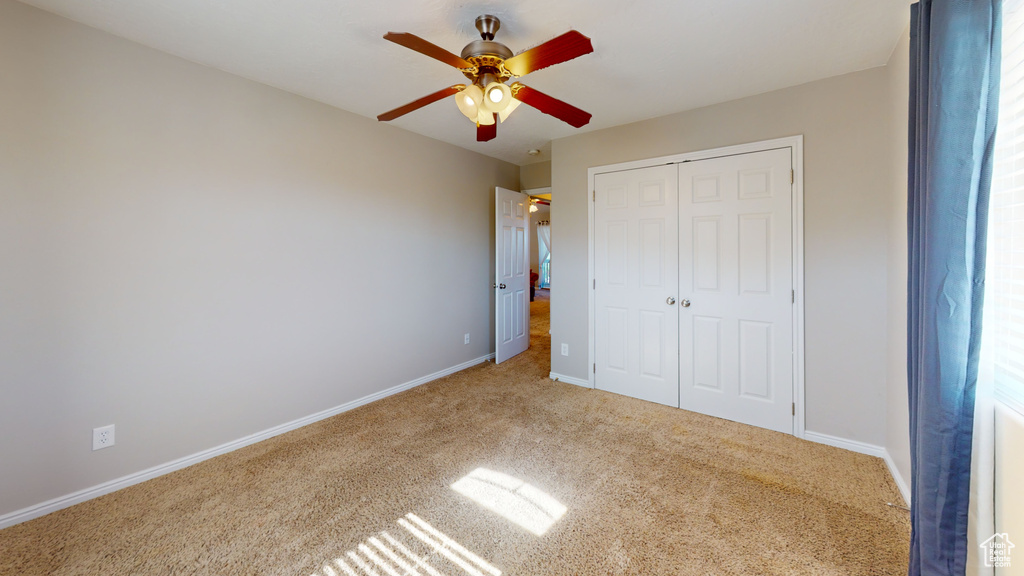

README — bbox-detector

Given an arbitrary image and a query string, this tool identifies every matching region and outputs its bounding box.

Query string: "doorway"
[526,187,552,294]
[588,137,806,436]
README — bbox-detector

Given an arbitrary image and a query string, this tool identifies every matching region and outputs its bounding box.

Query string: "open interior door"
[495,187,530,363]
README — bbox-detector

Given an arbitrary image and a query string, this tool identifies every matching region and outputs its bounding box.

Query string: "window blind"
[988,0,1024,415]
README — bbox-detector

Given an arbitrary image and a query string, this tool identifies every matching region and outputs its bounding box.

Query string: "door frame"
[587,135,806,437]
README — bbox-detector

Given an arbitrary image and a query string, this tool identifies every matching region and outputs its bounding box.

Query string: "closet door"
[594,165,679,407]
[678,148,794,433]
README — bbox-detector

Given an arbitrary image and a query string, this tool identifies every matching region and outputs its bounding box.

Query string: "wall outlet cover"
[93,424,115,451]
[561,343,569,356]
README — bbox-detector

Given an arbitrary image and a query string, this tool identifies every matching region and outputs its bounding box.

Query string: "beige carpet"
[0,291,909,575]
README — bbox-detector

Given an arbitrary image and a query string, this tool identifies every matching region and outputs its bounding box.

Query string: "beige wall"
[0,1,518,518]
[551,67,895,445]
[884,28,912,496]
[520,161,552,190]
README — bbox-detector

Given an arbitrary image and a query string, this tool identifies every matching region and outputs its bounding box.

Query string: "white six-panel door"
[593,148,794,433]
[594,165,679,407]
[678,149,793,433]
[495,187,530,364]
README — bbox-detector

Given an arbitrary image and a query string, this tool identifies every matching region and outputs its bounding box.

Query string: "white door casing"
[678,148,794,434]
[594,165,680,407]
[495,187,530,364]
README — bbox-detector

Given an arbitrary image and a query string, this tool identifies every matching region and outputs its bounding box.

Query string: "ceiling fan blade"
[377,85,464,122]
[384,32,475,70]
[512,84,592,128]
[502,30,593,77]
[477,115,497,142]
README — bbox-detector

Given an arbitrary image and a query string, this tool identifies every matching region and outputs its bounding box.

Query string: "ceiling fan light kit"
[456,84,483,119]
[482,81,512,113]
[477,109,497,126]
[377,15,594,142]
[498,97,521,123]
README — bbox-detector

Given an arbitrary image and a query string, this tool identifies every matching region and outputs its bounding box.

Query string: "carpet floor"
[0,291,910,575]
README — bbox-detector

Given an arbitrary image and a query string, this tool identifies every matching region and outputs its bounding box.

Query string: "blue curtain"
[908,1,1001,575]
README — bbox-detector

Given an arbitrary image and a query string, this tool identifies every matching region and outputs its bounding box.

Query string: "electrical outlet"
[464,333,470,345]
[561,343,569,356]
[92,424,115,451]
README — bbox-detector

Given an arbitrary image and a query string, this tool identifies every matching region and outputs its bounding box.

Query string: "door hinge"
[593,363,596,374]
[792,403,796,416]
[593,190,596,202]
[792,290,795,303]
[593,279,596,289]
[790,169,794,184]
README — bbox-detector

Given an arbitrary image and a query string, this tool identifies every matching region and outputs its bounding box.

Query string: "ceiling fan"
[377,15,594,142]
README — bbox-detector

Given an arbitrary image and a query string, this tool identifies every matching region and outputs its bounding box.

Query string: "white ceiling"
[18,0,910,166]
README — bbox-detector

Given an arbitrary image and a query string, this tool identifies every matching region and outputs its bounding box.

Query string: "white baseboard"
[0,353,495,530]
[549,372,591,388]
[803,431,910,506]
[881,450,911,506]
[802,431,886,457]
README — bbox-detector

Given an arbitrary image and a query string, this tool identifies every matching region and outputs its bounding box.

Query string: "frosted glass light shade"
[481,82,512,114]
[455,85,484,121]
[477,109,496,125]
[498,98,521,123]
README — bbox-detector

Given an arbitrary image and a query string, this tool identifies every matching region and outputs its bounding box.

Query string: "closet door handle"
[666,297,676,305]
[680,299,691,308]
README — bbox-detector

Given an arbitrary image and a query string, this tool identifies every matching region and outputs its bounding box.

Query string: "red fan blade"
[377,85,464,122]
[513,84,592,128]
[503,30,593,77]
[384,32,475,70]
[477,115,497,142]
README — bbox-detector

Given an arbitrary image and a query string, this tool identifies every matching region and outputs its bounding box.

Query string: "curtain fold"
[907,1,1001,575]
[537,224,551,288]
[537,224,551,264]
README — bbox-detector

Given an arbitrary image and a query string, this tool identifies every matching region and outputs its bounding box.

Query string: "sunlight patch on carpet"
[451,468,567,536]
[312,513,501,576]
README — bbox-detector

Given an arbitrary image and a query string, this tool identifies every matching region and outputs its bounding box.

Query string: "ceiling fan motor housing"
[460,40,513,61]
[461,15,513,84]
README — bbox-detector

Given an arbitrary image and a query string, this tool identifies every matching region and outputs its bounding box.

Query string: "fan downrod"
[476,15,500,40]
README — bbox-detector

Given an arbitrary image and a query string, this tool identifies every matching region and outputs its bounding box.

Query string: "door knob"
[666,297,676,305]
[680,299,691,308]
[497,283,506,289]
